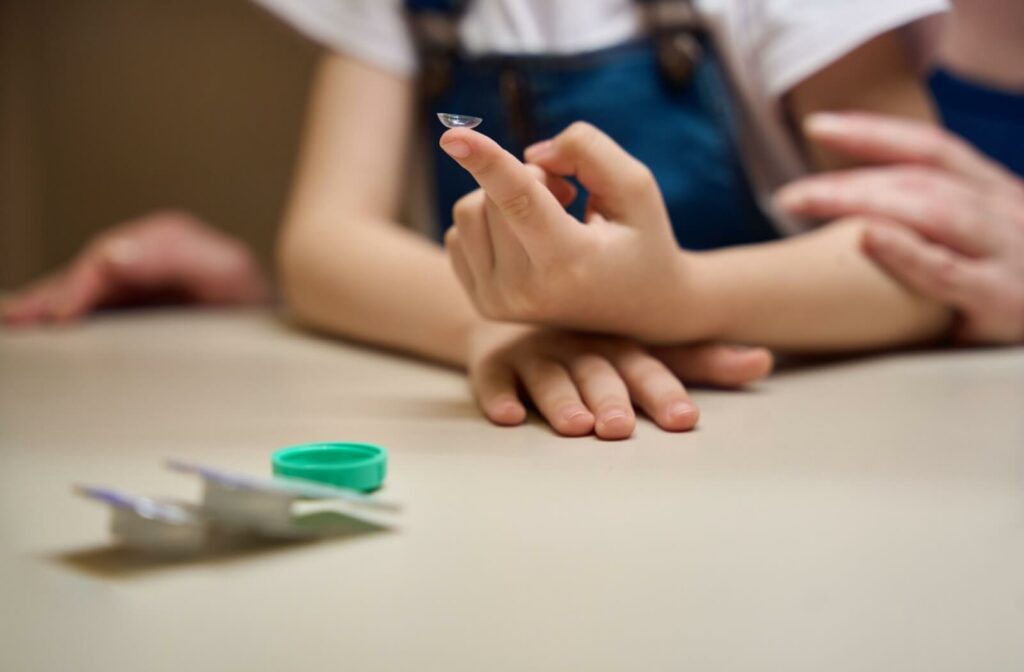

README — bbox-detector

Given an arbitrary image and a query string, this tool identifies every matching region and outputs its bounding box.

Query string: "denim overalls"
[404,0,778,250]
[930,68,1024,178]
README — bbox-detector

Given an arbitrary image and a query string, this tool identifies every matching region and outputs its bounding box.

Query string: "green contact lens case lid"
[272,442,387,493]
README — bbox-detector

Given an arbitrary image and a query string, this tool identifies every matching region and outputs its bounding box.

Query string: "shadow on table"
[49,512,392,580]
[767,346,955,380]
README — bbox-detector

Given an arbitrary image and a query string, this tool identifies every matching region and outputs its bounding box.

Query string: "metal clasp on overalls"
[640,0,705,91]
[407,0,705,102]
[405,1,468,100]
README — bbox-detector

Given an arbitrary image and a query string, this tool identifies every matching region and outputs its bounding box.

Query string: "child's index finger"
[439,128,567,233]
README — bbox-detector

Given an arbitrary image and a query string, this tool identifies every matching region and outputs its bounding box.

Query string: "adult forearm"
[278,217,482,367]
[680,219,954,351]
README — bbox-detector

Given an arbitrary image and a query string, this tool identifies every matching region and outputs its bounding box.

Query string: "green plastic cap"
[272,442,388,493]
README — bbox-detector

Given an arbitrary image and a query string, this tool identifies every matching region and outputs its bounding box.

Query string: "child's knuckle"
[621,163,657,199]
[498,191,535,222]
[564,121,599,149]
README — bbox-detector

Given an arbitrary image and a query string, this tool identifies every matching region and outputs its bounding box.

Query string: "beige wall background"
[0,0,321,290]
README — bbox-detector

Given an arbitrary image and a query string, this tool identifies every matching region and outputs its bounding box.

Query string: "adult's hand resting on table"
[2,211,270,326]
[776,112,1024,344]
[467,321,773,440]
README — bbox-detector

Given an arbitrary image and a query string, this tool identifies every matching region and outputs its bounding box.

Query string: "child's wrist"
[646,250,726,344]
[450,316,491,369]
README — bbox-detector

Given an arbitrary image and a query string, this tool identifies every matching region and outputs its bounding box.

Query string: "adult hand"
[467,321,773,440]
[440,122,691,343]
[1,211,270,326]
[776,112,1024,344]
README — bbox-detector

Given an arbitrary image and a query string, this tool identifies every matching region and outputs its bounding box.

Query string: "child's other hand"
[467,322,773,440]
[441,123,690,343]
[1,211,270,326]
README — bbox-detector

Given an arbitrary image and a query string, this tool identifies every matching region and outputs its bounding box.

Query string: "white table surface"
[1,309,1022,671]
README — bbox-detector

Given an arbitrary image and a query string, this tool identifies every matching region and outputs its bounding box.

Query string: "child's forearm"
[278,216,483,368]
[275,54,486,368]
[676,218,954,351]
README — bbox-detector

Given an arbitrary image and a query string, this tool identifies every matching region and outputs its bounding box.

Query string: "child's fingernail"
[562,408,594,433]
[565,408,590,421]
[665,402,699,430]
[494,401,525,424]
[805,112,849,136]
[524,140,553,162]
[667,401,696,422]
[440,139,471,159]
[598,409,632,432]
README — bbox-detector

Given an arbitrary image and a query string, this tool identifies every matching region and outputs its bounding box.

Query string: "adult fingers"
[12,247,121,325]
[775,166,998,256]
[439,128,571,244]
[652,343,774,389]
[46,256,114,322]
[862,221,981,306]
[563,351,635,440]
[1,238,130,325]
[804,112,1022,192]
[114,217,270,304]
[469,357,527,426]
[49,234,169,321]
[1,275,64,325]
[954,292,1024,345]
[514,356,595,437]
[47,239,140,321]
[605,342,699,432]
[524,121,663,224]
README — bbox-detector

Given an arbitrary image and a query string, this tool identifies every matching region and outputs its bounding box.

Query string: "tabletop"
[1,309,1022,671]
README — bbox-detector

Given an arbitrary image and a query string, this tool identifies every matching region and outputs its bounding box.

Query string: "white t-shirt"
[254,0,948,234]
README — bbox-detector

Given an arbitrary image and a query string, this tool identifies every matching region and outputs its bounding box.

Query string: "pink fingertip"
[441,139,471,160]
[490,401,527,426]
[524,140,554,162]
[664,401,699,431]
[560,408,595,436]
[596,409,634,440]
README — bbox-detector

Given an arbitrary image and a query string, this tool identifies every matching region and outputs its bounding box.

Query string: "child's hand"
[467,321,773,440]
[1,211,270,326]
[441,123,695,343]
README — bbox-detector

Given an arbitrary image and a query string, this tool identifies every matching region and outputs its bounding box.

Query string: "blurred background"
[0,0,320,290]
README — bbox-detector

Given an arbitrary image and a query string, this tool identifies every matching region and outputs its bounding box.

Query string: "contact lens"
[437,113,482,129]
